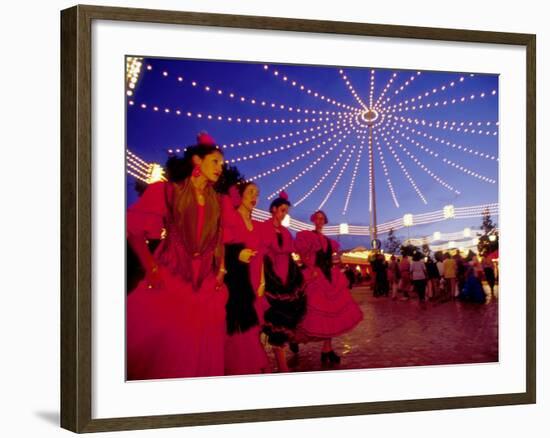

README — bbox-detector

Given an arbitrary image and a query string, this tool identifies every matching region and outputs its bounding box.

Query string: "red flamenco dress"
[260,220,307,347]
[126,180,228,380]
[294,230,363,340]
[222,201,270,375]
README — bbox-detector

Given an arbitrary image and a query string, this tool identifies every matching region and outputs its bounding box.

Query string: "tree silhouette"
[477,207,499,255]
[384,228,401,254]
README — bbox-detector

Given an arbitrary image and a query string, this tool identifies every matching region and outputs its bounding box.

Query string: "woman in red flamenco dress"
[222,181,271,375]
[294,210,363,365]
[126,134,228,380]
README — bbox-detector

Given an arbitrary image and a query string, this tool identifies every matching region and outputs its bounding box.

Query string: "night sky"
[126,57,499,244]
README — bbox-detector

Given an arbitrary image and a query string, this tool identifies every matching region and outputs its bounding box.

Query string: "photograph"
[125,57,500,381]
[58,4,536,432]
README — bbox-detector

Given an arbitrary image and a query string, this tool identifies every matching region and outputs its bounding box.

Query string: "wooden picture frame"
[60,4,536,433]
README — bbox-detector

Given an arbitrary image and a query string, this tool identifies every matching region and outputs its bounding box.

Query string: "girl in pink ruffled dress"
[261,192,307,372]
[126,134,228,380]
[222,182,270,375]
[294,210,363,365]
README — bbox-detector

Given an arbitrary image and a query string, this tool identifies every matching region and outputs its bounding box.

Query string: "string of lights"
[126,57,144,97]
[263,64,357,111]
[380,71,422,107]
[390,88,497,115]
[225,117,351,164]
[255,115,357,195]
[379,127,428,205]
[388,131,461,195]
[342,133,367,214]
[128,99,340,126]
[127,161,149,179]
[294,143,353,206]
[386,73,473,111]
[369,69,376,109]
[318,145,356,210]
[389,115,499,137]
[219,119,344,150]
[392,121,498,160]
[373,131,400,209]
[338,69,368,110]
[373,72,398,109]
[127,149,150,169]
[248,127,351,182]
[398,131,497,184]
[142,64,350,117]
[254,123,357,194]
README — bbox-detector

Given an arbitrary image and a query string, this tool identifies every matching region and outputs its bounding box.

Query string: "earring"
[192,165,202,177]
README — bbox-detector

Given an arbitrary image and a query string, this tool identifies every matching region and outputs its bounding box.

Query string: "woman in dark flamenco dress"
[458,266,487,303]
[126,134,228,380]
[294,210,364,365]
[222,181,270,375]
[261,192,307,372]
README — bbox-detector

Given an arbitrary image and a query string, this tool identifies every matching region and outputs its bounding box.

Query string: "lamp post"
[360,104,381,243]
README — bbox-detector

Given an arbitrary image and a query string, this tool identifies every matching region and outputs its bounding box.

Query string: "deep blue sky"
[126,57,499,242]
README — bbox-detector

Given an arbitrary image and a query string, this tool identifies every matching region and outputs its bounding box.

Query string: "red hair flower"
[196,131,216,146]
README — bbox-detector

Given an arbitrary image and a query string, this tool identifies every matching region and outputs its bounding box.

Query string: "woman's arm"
[126,182,168,288]
[127,231,162,288]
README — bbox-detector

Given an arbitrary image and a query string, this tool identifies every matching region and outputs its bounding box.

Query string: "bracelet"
[219,268,228,274]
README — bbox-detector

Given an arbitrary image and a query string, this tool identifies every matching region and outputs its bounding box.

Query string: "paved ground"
[266,283,499,373]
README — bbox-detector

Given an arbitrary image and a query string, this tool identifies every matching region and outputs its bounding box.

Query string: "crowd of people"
[125,133,363,381]
[363,250,497,305]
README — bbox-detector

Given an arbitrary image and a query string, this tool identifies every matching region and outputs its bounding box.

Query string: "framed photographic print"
[60,4,536,433]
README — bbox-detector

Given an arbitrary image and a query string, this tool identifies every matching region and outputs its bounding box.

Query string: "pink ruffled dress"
[260,220,307,347]
[126,181,228,380]
[294,230,363,340]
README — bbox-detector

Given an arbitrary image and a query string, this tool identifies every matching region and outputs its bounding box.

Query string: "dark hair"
[310,210,329,225]
[269,197,291,212]
[237,181,257,197]
[165,144,223,182]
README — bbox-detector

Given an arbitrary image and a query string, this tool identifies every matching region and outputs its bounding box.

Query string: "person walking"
[442,253,457,301]
[388,255,400,300]
[482,252,497,298]
[425,256,440,300]
[410,252,428,304]
[399,255,412,299]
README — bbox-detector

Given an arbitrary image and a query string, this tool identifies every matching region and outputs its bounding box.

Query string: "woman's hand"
[145,263,164,290]
[238,248,258,264]
[215,268,227,290]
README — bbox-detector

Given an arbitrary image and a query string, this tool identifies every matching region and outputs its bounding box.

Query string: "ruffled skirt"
[297,267,363,340]
[126,266,228,380]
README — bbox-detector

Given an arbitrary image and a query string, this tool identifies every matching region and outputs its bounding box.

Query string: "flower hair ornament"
[279,191,289,201]
[196,131,216,146]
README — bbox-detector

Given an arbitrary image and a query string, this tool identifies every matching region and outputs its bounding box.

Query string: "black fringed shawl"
[314,233,333,282]
[223,243,259,335]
